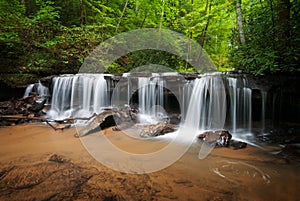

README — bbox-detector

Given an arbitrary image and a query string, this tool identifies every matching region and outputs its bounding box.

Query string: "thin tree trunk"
[135,0,139,15]
[159,0,165,30]
[196,0,211,63]
[269,0,276,48]
[140,12,148,28]
[278,0,290,48]
[270,0,275,28]
[80,0,86,25]
[25,0,37,16]
[185,0,194,70]
[116,0,129,32]
[235,0,246,44]
[199,0,211,48]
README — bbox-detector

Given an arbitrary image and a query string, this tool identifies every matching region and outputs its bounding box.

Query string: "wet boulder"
[140,122,176,137]
[198,130,232,147]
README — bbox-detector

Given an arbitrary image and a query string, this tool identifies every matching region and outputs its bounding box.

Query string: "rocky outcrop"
[198,130,232,147]
[139,122,176,137]
[75,110,115,137]
[0,94,48,126]
[197,130,247,149]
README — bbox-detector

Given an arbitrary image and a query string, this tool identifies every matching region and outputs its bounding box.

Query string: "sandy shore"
[0,124,299,201]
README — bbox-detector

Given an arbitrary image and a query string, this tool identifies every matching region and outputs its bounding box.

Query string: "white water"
[23,82,49,103]
[261,91,267,133]
[183,75,226,131]
[47,74,108,120]
[23,73,269,145]
[137,76,165,124]
[23,84,34,97]
[179,81,194,120]
[227,77,252,134]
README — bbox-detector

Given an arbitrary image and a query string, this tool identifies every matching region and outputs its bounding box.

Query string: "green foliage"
[0,0,299,86]
[229,0,300,74]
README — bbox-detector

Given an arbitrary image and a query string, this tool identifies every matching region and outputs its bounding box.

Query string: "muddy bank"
[0,124,299,201]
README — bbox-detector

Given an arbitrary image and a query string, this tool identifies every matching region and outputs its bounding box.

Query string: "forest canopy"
[0,0,299,86]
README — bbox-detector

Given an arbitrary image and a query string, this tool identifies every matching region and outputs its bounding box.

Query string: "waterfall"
[37,81,49,100]
[261,91,267,133]
[21,72,282,143]
[23,81,49,103]
[179,81,193,120]
[137,76,165,124]
[226,76,252,133]
[47,74,109,120]
[228,78,237,132]
[111,76,131,107]
[182,74,253,138]
[23,84,34,97]
[183,75,226,131]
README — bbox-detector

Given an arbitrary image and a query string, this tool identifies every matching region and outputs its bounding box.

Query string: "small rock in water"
[197,130,232,147]
[197,130,248,150]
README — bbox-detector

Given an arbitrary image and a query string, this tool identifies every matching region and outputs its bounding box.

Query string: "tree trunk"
[235,0,246,45]
[196,0,211,63]
[198,0,212,48]
[159,0,165,30]
[24,0,37,16]
[115,0,129,32]
[269,0,276,49]
[278,0,290,48]
[185,0,194,70]
[80,0,86,25]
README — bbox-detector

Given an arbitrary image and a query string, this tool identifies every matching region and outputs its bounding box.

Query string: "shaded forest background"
[0,0,299,86]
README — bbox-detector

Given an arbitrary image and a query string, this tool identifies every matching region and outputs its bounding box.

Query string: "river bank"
[0,124,299,201]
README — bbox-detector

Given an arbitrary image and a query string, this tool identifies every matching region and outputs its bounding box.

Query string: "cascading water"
[180,74,255,146]
[23,81,50,103]
[183,75,227,131]
[23,84,34,97]
[226,76,252,134]
[23,81,49,99]
[261,91,267,133]
[47,74,109,120]
[23,72,280,145]
[137,76,165,124]
[179,81,194,120]
[111,76,132,107]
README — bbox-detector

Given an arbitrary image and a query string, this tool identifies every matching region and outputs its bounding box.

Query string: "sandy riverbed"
[0,124,299,201]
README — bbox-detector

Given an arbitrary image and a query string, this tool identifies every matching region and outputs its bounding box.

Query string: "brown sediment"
[0,124,299,201]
